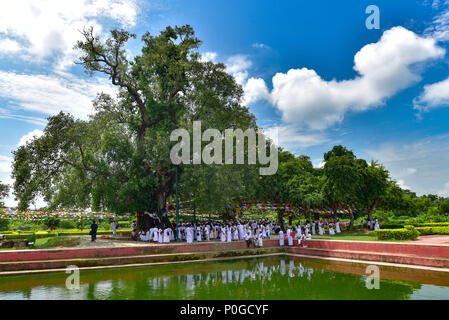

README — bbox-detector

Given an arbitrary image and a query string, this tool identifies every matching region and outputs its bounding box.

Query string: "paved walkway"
[413,235,449,244]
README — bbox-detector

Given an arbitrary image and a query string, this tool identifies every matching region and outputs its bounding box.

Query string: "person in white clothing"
[279,230,285,246]
[220,226,226,242]
[163,228,171,243]
[286,227,293,246]
[329,223,335,236]
[374,219,380,230]
[226,226,232,242]
[257,232,263,247]
[186,226,194,244]
[335,220,341,233]
[111,221,118,237]
[158,228,163,243]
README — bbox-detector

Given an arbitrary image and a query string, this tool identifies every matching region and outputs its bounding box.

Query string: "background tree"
[12,25,256,231]
[0,181,8,207]
[322,145,361,228]
[355,160,390,222]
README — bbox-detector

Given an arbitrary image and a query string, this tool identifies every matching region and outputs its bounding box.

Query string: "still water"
[0,256,448,300]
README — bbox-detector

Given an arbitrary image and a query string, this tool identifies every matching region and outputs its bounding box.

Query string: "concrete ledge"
[2,238,449,273]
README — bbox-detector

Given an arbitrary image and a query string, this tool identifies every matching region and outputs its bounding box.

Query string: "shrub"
[16,224,33,231]
[25,234,36,244]
[375,226,419,241]
[415,227,449,235]
[379,224,404,229]
[413,222,449,227]
[118,221,131,228]
[0,219,9,231]
[43,216,60,229]
[59,220,77,229]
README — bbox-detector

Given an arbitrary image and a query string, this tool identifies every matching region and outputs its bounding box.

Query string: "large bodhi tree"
[12,25,257,231]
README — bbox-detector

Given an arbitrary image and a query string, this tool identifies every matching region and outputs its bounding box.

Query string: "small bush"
[379,224,404,229]
[0,219,10,230]
[59,220,77,229]
[375,226,419,241]
[416,227,449,235]
[25,234,36,244]
[16,224,33,231]
[118,221,130,228]
[43,216,60,229]
[413,222,449,227]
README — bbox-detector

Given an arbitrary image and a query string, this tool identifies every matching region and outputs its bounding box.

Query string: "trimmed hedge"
[379,224,404,229]
[413,222,449,227]
[375,226,420,241]
[380,222,449,230]
[416,227,449,235]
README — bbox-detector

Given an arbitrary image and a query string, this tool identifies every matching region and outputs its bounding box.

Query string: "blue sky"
[1,0,449,207]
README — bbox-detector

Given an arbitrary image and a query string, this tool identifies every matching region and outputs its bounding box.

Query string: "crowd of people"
[132,218,350,247]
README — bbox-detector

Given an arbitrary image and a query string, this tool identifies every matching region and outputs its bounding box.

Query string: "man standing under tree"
[90,220,98,242]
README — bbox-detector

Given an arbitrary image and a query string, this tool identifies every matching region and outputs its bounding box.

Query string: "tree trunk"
[349,212,354,231]
[277,209,285,231]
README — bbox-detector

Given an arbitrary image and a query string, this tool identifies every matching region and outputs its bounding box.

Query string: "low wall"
[0,240,280,262]
[302,239,449,258]
[1,239,448,269]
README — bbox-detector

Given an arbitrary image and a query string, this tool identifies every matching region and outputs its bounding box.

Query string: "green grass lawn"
[313,229,377,241]
[33,236,81,249]
[312,229,411,242]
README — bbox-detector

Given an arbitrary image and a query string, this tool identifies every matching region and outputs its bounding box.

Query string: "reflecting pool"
[0,256,448,299]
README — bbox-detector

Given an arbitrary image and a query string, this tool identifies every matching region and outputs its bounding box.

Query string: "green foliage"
[43,216,60,229]
[12,24,258,230]
[118,221,131,228]
[33,236,80,249]
[379,224,405,229]
[59,220,77,229]
[375,226,419,240]
[25,234,36,244]
[415,226,449,235]
[0,219,10,231]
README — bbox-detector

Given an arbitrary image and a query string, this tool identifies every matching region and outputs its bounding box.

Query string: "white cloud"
[252,43,270,49]
[263,125,329,149]
[0,71,116,119]
[414,76,449,111]
[243,77,270,105]
[366,134,449,196]
[0,38,21,53]
[397,179,411,190]
[0,108,47,126]
[0,0,139,71]
[200,51,217,62]
[248,27,445,130]
[18,129,44,147]
[425,2,449,42]
[226,54,252,85]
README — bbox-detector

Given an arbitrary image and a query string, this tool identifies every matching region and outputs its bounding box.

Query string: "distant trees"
[0,181,8,208]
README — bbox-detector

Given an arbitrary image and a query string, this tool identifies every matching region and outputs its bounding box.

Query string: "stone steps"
[0,246,285,273]
[289,246,449,268]
[0,240,280,262]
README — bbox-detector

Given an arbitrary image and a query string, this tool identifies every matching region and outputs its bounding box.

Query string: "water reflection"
[0,257,448,300]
